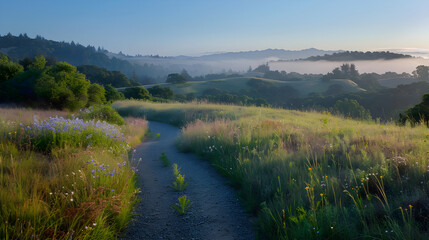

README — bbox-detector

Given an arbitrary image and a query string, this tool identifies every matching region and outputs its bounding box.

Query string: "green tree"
[413,65,429,81]
[399,93,429,126]
[104,84,124,102]
[334,98,371,120]
[148,85,174,99]
[180,69,192,81]
[166,73,187,84]
[30,56,47,70]
[0,55,24,82]
[87,83,106,106]
[123,87,152,100]
[34,62,90,110]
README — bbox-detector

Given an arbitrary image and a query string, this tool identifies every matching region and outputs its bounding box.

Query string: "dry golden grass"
[0,107,69,124]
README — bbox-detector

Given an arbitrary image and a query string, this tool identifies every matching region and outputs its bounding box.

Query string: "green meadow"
[115,100,429,239]
[0,107,147,239]
[133,77,364,97]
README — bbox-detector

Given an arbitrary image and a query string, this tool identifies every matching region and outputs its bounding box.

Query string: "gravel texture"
[121,121,255,240]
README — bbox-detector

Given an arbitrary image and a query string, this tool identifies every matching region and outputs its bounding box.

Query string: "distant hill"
[136,77,364,98]
[194,48,341,61]
[378,77,420,88]
[0,33,166,83]
[123,48,342,77]
[299,51,412,61]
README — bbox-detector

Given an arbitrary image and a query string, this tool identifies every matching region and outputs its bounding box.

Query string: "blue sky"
[1,0,428,56]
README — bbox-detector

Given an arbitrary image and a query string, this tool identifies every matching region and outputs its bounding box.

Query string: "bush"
[87,83,107,106]
[79,104,125,125]
[105,84,125,102]
[166,73,187,84]
[333,98,371,120]
[0,55,24,82]
[148,85,174,99]
[123,87,152,100]
[34,62,90,110]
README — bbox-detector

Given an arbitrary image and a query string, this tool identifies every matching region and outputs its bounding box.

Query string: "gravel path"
[121,121,255,240]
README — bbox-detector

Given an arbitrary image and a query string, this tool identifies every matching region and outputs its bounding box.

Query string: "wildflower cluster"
[86,159,127,177]
[14,116,130,152]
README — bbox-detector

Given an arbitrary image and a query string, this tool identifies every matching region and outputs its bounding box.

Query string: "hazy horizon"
[1,0,428,56]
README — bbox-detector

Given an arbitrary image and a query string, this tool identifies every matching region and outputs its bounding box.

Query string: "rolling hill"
[137,77,365,98]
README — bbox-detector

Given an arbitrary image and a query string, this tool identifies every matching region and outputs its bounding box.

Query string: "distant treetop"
[302,51,412,61]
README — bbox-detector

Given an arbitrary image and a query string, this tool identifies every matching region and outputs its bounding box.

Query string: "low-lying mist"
[270,58,429,74]
[129,56,429,77]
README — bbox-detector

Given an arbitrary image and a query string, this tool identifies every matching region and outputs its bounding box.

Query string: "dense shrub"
[87,83,107,106]
[105,84,125,102]
[399,93,429,126]
[0,55,24,82]
[79,104,125,125]
[148,85,174,99]
[123,87,152,100]
[333,98,371,119]
[34,62,90,110]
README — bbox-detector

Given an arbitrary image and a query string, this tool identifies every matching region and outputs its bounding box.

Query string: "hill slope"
[140,77,364,97]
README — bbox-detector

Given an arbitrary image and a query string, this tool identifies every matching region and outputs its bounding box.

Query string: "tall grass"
[115,100,429,240]
[0,108,147,239]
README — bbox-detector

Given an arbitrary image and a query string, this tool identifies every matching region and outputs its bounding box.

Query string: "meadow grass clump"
[79,104,125,126]
[115,100,429,240]
[0,107,147,240]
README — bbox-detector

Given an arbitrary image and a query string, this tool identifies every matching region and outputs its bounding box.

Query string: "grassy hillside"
[114,100,429,240]
[139,77,364,97]
[0,107,147,239]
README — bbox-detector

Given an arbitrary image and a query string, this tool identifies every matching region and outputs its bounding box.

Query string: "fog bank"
[269,58,429,74]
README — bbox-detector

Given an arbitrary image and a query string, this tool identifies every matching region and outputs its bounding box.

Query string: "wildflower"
[93,223,96,226]
[70,198,74,202]
[308,168,312,171]
[409,205,413,209]
[320,193,324,197]
[305,186,310,190]
[49,192,53,195]
[380,176,383,179]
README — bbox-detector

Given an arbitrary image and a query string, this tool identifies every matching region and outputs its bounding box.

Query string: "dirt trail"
[121,121,255,240]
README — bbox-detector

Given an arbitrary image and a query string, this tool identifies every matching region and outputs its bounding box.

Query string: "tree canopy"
[148,85,174,99]
[0,55,24,82]
[334,98,371,120]
[77,65,141,87]
[399,93,429,126]
[123,87,152,100]
[166,73,187,84]
[413,65,429,81]
[34,62,91,110]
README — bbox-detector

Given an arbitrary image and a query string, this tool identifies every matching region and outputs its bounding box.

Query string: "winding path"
[121,121,255,240]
